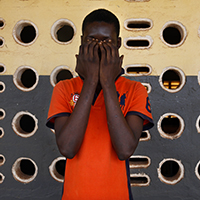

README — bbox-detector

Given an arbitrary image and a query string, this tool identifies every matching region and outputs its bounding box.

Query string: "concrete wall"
[0,0,200,199]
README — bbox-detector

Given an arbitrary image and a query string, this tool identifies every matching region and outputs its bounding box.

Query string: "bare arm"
[99,41,144,160]
[54,39,99,159]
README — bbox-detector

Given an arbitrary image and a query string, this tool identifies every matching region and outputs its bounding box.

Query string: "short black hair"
[82,8,120,37]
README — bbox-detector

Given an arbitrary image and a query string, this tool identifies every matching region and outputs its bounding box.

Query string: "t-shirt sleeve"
[46,81,72,129]
[126,82,154,131]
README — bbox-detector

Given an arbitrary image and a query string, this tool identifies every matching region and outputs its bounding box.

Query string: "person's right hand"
[75,39,100,83]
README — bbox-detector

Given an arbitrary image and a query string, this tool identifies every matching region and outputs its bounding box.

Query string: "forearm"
[102,82,139,160]
[55,79,97,158]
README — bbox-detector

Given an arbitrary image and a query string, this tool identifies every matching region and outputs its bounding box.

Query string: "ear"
[117,37,121,49]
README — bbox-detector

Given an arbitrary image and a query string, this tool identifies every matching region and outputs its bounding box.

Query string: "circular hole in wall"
[195,161,200,180]
[157,158,184,185]
[157,113,184,140]
[0,18,5,29]
[159,66,185,93]
[55,159,66,177]
[0,173,5,184]
[0,63,6,74]
[12,111,38,138]
[0,109,6,120]
[13,20,38,46]
[0,154,5,166]
[0,127,4,138]
[56,69,73,82]
[12,157,38,183]
[13,66,39,92]
[161,21,187,47]
[0,82,5,93]
[49,157,66,182]
[51,19,76,44]
[0,37,5,47]
[50,65,75,87]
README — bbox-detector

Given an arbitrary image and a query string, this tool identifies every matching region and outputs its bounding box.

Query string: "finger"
[102,41,112,61]
[106,40,118,58]
[88,40,98,57]
[99,42,106,61]
[82,39,93,55]
[93,42,99,60]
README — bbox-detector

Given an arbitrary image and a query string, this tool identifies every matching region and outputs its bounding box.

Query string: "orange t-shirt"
[46,76,154,200]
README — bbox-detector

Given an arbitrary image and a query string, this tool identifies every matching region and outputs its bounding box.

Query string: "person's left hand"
[99,40,124,86]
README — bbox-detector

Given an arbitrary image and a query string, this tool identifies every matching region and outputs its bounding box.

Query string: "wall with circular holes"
[0,0,200,200]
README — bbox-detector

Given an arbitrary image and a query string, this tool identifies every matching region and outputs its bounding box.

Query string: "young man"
[46,9,154,200]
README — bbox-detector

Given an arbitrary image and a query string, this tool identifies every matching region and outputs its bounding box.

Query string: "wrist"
[101,80,116,92]
[84,77,98,88]
[100,76,115,88]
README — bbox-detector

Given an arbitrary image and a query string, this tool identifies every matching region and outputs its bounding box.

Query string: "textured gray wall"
[0,75,200,199]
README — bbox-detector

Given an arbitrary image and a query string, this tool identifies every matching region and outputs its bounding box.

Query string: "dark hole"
[163,26,181,45]
[130,176,148,184]
[0,129,2,136]
[127,22,150,29]
[127,67,150,74]
[20,159,35,176]
[198,164,200,176]
[0,39,3,46]
[0,66,4,73]
[20,114,35,133]
[21,69,36,88]
[161,115,180,134]
[20,25,36,43]
[0,156,3,162]
[0,156,3,163]
[0,21,4,28]
[129,157,148,165]
[127,40,149,47]
[55,160,66,177]
[56,69,73,83]
[57,25,74,42]
[162,70,180,82]
[140,131,147,139]
[0,84,3,91]
[0,174,2,181]
[0,111,4,117]
[162,70,180,89]
[199,120,200,130]
[161,160,179,178]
